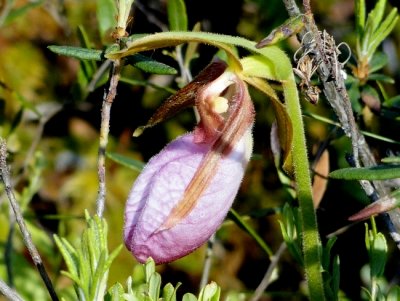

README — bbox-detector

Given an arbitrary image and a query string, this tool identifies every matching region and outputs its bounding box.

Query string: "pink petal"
[124,131,252,264]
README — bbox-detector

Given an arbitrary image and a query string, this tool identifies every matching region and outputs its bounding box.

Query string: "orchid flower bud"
[124,61,255,264]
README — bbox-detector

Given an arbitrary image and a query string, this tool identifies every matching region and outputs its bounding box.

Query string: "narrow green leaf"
[77,26,98,75]
[367,0,387,33]
[369,52,388,73]
[210,285,221,301]
[126,54,177,75]
[183,293,198,301]
[376,78,389,103]
[4,1,43,25]
[184,22,202,68]
[60,270,84,288]
[367,9,399,58]
[331,256,340,300]
[106,152,145,172]
[198,282,219,301]
[163,283,180,301]
[228,209,273,257]
[370,233,387,278]
[322,236,337,270]
[148,273,161,301]
[85,229,97,272]
[383,95,400,109]
[256,15,305,47]
[363,132,400,146]
[368,73,394,83]
[53,235,79,277]
[97,0,117,41]
[8,108,24,136]
[94,214,107,250]
[387,286,400,301]
[16,92,41,117]
[78,25,95,50]
[48,45,103,61]
[120,77,176,94]
[91,252,108,300]
[104,245,123,271]
[167,0,188,31]
[305,111,400,145]
[78,237,91,287]
[0,99,5,125]
[330,165,400,180]
[278,207,303,266]
[105,282,125,301]
[105,43,121,55]
[145,258,156,283]
[123,33,150,44]
[59,237,79,261]
[361,0,387,55]
[355,0,366,35]
[381,156,400,163]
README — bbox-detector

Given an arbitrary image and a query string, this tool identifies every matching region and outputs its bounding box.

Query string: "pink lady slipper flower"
[124,60,255,264]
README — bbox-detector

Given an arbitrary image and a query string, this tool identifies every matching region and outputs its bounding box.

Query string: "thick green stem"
[283,79,326,301]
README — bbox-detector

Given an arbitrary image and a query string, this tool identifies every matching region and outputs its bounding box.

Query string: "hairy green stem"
[283,79,325,301]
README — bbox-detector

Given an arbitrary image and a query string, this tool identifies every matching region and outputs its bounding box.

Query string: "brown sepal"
[133,61,227,136]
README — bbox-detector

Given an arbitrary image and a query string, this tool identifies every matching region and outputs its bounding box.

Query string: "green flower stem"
[283,79,325,301]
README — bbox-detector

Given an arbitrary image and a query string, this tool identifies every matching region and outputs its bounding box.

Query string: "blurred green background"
[1,0,400,300]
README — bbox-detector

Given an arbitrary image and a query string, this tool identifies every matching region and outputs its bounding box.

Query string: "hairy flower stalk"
[124,61,255,264]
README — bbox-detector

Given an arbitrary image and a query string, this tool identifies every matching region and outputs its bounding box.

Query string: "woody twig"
[281,0,400,248]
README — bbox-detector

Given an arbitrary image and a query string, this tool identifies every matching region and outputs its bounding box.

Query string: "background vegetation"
[0,0,400,300]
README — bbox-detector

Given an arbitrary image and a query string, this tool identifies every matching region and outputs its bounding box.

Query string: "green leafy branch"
[350,0,399,114]
[54,212,123,301]
[106,258,221,301]
[354,0,399,81]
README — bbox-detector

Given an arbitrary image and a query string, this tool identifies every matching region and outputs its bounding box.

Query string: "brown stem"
[199,233,216,291]
[0,140,59,301]
[95,0,135,217]
[0,278,24,301]
[250,242,287,301]
[281,0,400,248]
[282,0,301,16]
[96,59,121,217]
[302,0,311,13]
